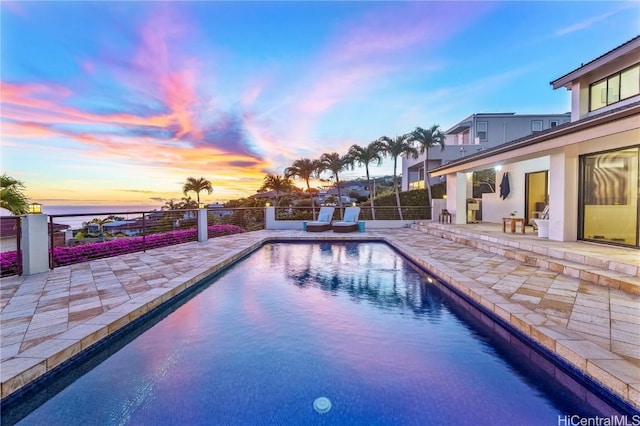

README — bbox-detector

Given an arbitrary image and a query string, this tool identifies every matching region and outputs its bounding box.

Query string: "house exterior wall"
[549,146,579,242]
[572,53,640,121]
[481,157,550,224]
[428,38,640,246]
[434,114,638,243]
[403,113,570,191]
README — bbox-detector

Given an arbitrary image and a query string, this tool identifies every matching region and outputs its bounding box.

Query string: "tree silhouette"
[379,135,418,220]
[407,125,445,211]
[182,177,213,206]
[348,141,384,220]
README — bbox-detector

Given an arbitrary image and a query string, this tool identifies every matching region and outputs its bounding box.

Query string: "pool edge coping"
[1,234,638,413]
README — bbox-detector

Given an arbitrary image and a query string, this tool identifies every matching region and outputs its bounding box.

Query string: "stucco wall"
[482,157,550,224]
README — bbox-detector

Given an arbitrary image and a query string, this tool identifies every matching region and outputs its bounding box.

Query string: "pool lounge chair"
[306,207,335,232]
[332,207,360,233]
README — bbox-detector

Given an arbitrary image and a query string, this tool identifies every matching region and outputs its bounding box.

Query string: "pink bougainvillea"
[0,224,246,277]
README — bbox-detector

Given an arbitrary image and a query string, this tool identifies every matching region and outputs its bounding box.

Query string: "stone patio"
[1,226,639,411]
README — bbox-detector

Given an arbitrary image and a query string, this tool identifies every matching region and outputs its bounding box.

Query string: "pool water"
[6,243,626,425]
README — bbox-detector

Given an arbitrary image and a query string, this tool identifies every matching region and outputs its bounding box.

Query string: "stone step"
[412,222,640,295]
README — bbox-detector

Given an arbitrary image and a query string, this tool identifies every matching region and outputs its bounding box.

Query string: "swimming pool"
[4,242,627,424]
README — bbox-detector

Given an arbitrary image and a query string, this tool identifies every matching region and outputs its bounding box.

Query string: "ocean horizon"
[42,205,162,229]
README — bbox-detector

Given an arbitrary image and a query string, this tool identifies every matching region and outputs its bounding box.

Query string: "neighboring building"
[206,203,233,218]
[0,217,69,252]
[316,189,356,205]
[402,112,571,191]
[429,36,639,248]
[85,216,165,237]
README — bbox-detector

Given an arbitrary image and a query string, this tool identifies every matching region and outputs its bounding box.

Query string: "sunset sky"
[1,1,638,206]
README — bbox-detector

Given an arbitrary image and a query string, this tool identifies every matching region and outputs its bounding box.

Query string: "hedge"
[0,224,246,277]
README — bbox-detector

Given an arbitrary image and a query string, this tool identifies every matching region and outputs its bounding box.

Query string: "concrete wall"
[264,207,413,230]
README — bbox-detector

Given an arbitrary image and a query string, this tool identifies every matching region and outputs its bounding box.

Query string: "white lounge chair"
[532,205,549,230]
[306,207,335,232]
[332,207,361,233]
[533,205,550,237]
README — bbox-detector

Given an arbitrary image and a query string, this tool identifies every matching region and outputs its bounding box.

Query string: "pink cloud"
[1,0,26,16]
[332,2,492,63]
[254,2,492,171]
[1,82,173,128]
[1,78,270,196]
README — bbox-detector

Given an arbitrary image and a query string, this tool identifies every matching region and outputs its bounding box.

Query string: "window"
[590,79,607,111]
[476,121,487,141]
[620,66,640,100]
[550,120,558,128]
[531,120,543,132]
[589,63,640,111]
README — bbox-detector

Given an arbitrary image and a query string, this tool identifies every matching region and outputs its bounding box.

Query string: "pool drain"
[313,397,332,414]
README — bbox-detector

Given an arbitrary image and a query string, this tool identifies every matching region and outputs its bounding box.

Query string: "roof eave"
[550,36,640,90]
[429,102,640,175]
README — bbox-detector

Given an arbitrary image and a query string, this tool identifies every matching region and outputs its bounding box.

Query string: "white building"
[430,36,639,248]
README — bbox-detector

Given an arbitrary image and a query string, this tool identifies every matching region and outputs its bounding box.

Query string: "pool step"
[411,222,640,295]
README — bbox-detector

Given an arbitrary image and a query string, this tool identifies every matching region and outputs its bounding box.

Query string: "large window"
[589,64,640,112]
[580,146,639,247]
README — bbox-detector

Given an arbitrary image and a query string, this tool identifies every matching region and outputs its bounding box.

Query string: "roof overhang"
[446,121,472,134]
[551,36,640,90]
[429,101,640,177]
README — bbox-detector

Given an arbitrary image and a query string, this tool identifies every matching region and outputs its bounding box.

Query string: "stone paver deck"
[1,227,639,412]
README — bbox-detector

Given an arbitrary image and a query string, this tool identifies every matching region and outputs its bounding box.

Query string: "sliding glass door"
[579,146,639,247]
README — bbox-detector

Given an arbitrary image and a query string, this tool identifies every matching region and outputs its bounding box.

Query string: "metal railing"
[0,216,22,277]
[47,208,265,269]
[274,206,431,221]
[0,205,430,277]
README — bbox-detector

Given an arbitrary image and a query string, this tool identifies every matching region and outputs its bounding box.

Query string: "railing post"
[16,217,23,276]
[22,213,50,275]
[142,213,146,252]
[49,215,54,269]
[197,208,208,242]
[264,206,275,229]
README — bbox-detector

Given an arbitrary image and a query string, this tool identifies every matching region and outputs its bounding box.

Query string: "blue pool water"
[6,243,627,425]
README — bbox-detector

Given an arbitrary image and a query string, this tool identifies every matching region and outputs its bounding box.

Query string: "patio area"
[1,225,639,411]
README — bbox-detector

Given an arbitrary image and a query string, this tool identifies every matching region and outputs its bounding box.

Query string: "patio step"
[412,222,640,295]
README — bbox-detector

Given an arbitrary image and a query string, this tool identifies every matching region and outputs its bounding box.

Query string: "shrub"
[0,224,247,277]
[0,251,19,276]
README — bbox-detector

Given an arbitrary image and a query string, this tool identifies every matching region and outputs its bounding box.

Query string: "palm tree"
[259,174,295,205]
[1,173,29,215]
[285,158,322,219]
[407,125,445,212]
[180,196,199,209]
[182,177,213,206]
[379,135,418,220]
[319,152,351,218]
[161,200,182,210]
[348,141,384,220]
[83,217,113,242]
